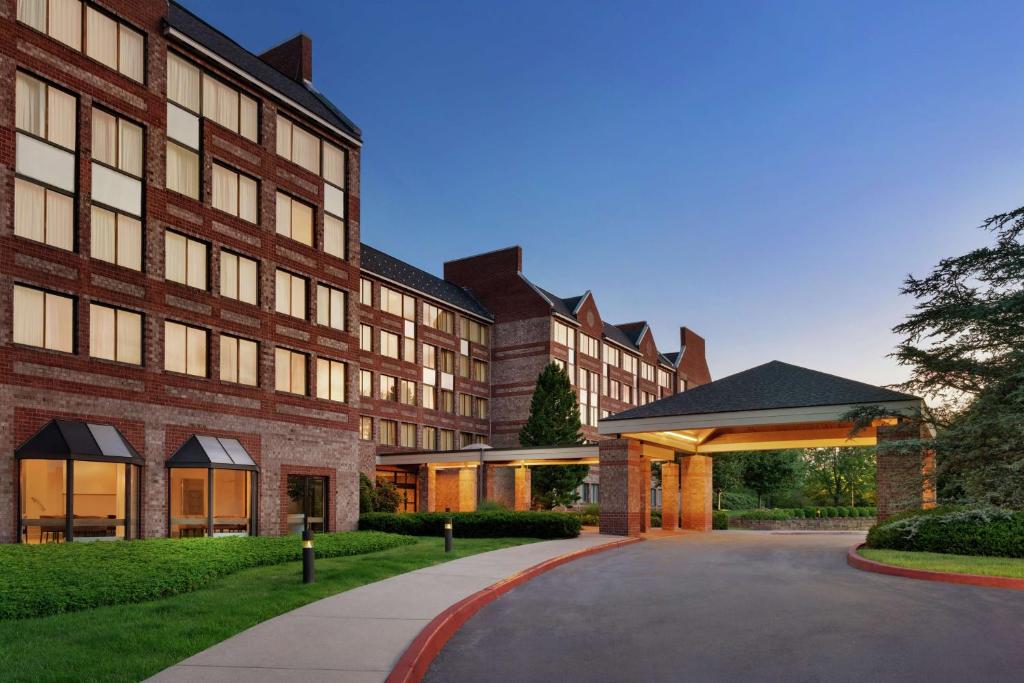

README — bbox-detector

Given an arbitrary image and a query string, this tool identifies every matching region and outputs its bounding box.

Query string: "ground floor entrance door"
[287,475,327,533]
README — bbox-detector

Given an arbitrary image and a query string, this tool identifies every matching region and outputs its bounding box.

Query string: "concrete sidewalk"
[148,533,624,683]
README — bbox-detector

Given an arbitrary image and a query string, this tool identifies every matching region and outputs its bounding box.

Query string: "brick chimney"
[259,34,313,83]
[679,327,711,386]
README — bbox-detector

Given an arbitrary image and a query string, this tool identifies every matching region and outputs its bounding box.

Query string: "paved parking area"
[426,531,1024,683]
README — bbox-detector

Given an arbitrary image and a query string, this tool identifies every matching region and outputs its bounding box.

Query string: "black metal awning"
[166,435,258,470]
[15,419,144,464]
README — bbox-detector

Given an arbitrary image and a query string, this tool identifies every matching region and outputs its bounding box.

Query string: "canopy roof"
[167,435,258,470]
[16,419,143,464]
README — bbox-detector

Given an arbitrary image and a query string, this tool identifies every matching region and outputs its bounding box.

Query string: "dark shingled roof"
[167,2,361,140]
[660,352,678,367]
[604,361,920,421]
[360,244,492,320]
[602,322,639,351]
[535,286,584,320]
[615,322,648,348]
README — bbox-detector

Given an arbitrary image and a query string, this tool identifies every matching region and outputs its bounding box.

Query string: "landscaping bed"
[730,517,873,530]
[0,531,414,620]
[858,548,1024,579]
[865,506,1024,557]
[359,511,581,538]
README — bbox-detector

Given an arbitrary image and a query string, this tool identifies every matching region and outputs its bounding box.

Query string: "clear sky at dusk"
[182,0,1024,388]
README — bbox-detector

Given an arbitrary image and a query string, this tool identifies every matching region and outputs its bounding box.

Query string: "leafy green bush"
[721,491,758,510]
[651,510,663,527]
[568,511,599,526]
[804,507,818,518]
[839,507,850,518]
[477,499,509,512]
[826,507,838,517]
[713,511,729,530]
[735,509,793,520]
[359,511,581,539]
[0,531,414,621]
[866,506,1024,557]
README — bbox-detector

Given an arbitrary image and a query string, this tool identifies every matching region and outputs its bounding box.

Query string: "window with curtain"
[165,231,207,289]
[323,215,346,260]
[275,192,313,246]
[359,369,372,397]
[200,74,257,142]
[359,417,373,441]
[90,205,141,270]
[316,284,346,331]
[164,320,207,377]
[275,114,320,174]
[360,278,372,306]
[167,52,201,112]
[41,0,82,50]
[422,384,436,410]
[379,375,397,402]
[212,163,258,223]
[439,429,454,450]
[399,423,416,448]
[166,141,199,199]
[14,178,73,251]
[423,303,454,334]
[13,284,74,352]
[359,324,372,352]
[400,379,416,406]
[423,426,437,449]
[323,143,345,189]
[379,330,400,360]
[380,286,415,319]
[220,334,258,386]
[274,269,307,319]
[316,358,345,402]
[219,251,258,306]
[473,359,488,383]
[274,347,307,394]
[92,107,143,177]
[89,302,141,365]
[16,71,77,150]
[379,420,397,446]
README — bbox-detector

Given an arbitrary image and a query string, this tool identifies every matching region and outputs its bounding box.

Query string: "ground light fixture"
[302,528,315,583]
[444,518,453,553]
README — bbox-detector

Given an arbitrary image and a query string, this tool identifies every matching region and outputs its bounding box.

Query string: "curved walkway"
[426,531,1024,683]
[148,533,623,683]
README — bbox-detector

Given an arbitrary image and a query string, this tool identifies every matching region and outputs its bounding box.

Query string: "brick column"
[514,466,531,511]
[417,465,436,512]
[661,462,679,531]
[681,454,713,532]
[641,455,652,532]
[458,467,477,512]
[598,438,645,537]
[484,466,513,508]
[876,422,936,521]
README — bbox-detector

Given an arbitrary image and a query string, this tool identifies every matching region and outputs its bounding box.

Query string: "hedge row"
[359,511,581,539]
[0,531,414,621]
[733,507,876,520]
[866,506,1024,558]
[713,511,729,530]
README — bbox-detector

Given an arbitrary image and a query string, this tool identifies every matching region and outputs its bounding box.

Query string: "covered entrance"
[596,361,935,536]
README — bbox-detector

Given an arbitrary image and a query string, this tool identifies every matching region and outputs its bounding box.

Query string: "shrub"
[651,510,663,527]
[825,507,838,518]
[477,499,509,512]
[373,477,403,513]
[866,506,1024,557]
[837,507,849,518]
[359,473,375,513]
[580,503,600,517]
[804,507,817,518]
[721,492,758,510]
[735,509,792,520]
[569,511,599,526]
[359,511,581,539]
[712,511,729,530]
[0,531,414,621]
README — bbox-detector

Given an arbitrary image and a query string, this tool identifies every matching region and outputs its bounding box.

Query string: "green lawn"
[860,548,1024,579]
[0,537,534,683]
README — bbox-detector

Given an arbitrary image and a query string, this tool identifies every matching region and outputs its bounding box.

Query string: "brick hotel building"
[0,0,708,543]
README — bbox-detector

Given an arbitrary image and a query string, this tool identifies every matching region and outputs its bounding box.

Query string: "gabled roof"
[615,322,648,348]
[535,286,587,321]
[660,352,680,367]
[360,244,493,320]
[602,322,639,352]
[604,361,920,421]
[167,435,258,470]
[15,419,143,464]
[166,2,361,141]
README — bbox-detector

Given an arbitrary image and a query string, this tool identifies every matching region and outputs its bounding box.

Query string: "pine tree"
[520,362,589,508]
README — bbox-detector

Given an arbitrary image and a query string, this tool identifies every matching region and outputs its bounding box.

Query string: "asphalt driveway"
[425,531,1024,683]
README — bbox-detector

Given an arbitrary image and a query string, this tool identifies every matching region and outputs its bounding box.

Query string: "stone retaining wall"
[729,517,875,531]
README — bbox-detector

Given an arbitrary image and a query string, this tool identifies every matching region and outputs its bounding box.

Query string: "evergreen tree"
[520,362,589,508]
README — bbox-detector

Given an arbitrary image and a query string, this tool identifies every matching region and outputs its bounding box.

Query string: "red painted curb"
[847,544,1024,591]
[385,537,643,683]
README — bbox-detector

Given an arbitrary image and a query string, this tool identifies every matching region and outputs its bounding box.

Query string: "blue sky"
[183,0,1024,388]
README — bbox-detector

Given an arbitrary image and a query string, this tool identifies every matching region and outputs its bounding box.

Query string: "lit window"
[167,52,201,112]
[460,318,488,345]
[423,426,437,449]
[89,303,140,364]
[164,320,207,377]
[438,349,455,374]
[92,108,142,177]
[220,334,258,386]
[166,141,199,199]
[439,429,454,450]
[359,416,373,440]
[359,324,372,352]
[323,142,346,189]
[212,163,258,223]
[359,369,373,397]
[220,251,258,306]
[400,379,416,406]
[274,347,307,394]
[422,385,436,410]
[83,7,144,82]
[399,423,416,448]
[476,397,488,419]
[275,192,313,246]
[16,71,76,150]
[274,269,307,319]
[18,0,82,52]
[379,330,400,359]
[13,284,74,352]
[316,284,346,331]
[379,419,397,446]
[379,375,398,402]
[359,278,372,306]
[459,394,474,417]
[324,215,346,260]
[316,358,346,402]
[165,231,207,289]
[275,115,320,173]
[472,359,488,383]
[203,74,258,142]
[91,205,141,270]
[423,303,454,333]
[14,179,73,251]
[380,286,415,320]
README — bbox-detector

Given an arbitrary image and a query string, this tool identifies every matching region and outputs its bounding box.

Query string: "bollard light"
[302,528,315,584]
[444,518,453,553]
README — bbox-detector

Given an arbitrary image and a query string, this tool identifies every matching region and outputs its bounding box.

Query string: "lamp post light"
[444,518,453,553]
[302,528,315,584]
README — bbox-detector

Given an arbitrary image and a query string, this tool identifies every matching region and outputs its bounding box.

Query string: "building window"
[379,330,400,359]
[166,140,199,199]
[274,347,307,394]
[274,269,307,319]
[460,318,489,345]
[18,0,82,51]
[167,53,201,112]
[164,320,207,377]
[323,142,345,189]
[379,375,398,402]
[212,163,258,223]
[203,75,258,141]
[91,205,141,270]
[400,379,416,406]
[359,369,373,397]
[458,394,473,417]
[324,214,346,260]
[423,426,437,450]
[379,419,397,446]
[275,192,313,246]
[622,354,637,375]
[439,429,454,450]
[438,349,455,374]
[165,231,207,289]
[380,286,415,320]
[472,359,488,383]
[399,423,416,448]
[15,179,73,251]
[641,362,655,382]
[275,115,320,174]
[580,333,599,358]
[316,358,346,402]
[220,334,258,386]
[359,278,372,306]
[553,320,575,348]
[16,71,77,150]
[423,303,454,333]
[459,352,470,378]
[359,416,373,440]
[422,344,436,369]
[92,108,142,178]
[359,324,373,351]
[422,384,436,410]
[220,251,258,305]
[89,303,141,365]
[13,285,74,352]
[476,397,489,420]
[316,284,346,331]
[440,389,454,413]
[659,368,672,388]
